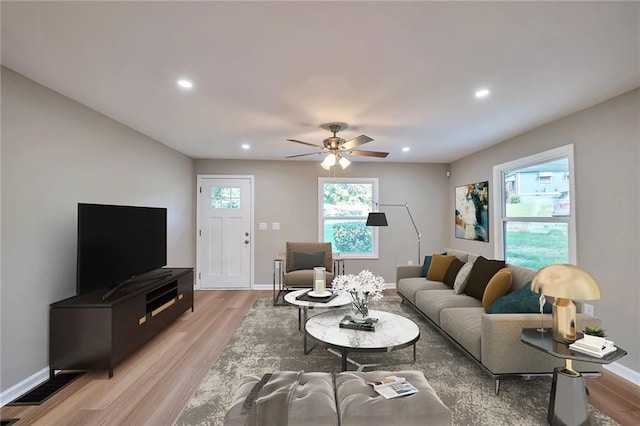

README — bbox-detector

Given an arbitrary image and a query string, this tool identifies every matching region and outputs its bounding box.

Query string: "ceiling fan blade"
[286,139,324,148]
[346,150,389,158]
[342,134,373,150]
[285,151,325,158]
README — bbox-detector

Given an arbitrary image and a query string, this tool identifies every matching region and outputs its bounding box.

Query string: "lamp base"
[552,298,577,343]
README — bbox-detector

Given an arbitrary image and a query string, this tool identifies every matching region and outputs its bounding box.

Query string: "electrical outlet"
[583,303,595,316]
[408,260,414,265]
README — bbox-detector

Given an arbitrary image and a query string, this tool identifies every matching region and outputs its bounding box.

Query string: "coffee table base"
[325,344,417,372]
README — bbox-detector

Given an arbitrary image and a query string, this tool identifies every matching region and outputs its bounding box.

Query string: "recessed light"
[475,88,490,98]
[241,144,250,150]
[402,147,410,153]
[177,79,193,89]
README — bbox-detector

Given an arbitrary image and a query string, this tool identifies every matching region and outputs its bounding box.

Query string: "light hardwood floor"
[1,290,638,425]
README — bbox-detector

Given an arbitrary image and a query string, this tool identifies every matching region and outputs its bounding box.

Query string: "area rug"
[176,297,617,426]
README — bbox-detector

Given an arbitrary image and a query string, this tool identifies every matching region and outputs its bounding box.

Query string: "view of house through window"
[494,145,575,269]
[319,178,378,258]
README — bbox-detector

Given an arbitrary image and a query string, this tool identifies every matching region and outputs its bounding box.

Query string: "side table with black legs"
[521,328,627,426]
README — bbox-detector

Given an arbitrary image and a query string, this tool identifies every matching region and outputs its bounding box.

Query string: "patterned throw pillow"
[453,262,474,294]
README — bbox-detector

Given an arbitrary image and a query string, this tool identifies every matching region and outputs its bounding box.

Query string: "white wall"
[194,160,450,284]
[448,88,640,374]
[0,67,195,392]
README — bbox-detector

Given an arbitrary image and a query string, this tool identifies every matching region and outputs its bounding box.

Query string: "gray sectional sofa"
[397,249,603,393]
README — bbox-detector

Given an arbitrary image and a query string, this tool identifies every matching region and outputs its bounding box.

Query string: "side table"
[273,258,285,305]
[521,328,627,426]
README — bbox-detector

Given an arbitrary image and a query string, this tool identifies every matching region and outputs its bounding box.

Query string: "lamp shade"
[531,264,601,300]
[366,212,388,227]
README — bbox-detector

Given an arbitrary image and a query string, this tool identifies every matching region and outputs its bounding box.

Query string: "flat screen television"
[76,203,167,297]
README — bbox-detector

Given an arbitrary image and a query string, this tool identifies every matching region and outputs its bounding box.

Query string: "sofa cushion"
[426,254,455,282]
[285,270,335,287]
[420,255,433,277]
[445,248,470,263]
[415,289,482,326]
[482,268,513,311]
[397,278,449,304]
[442,258,465,288]
[440,308,483,360]
[453,261,474,294]
[487,281,552,314]
[505,263,537,291]
[335,370,451,426]
[464,256,506,300]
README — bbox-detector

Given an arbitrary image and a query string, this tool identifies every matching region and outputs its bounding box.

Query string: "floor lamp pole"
[378,203,422,264]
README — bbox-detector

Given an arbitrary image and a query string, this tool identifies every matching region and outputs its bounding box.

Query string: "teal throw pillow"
[420,256,433,277]
[487,282,553,314]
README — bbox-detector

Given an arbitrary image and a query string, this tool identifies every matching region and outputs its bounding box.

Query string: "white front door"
[197,176,253,289]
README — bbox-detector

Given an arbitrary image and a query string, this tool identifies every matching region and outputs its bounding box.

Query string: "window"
[493,145,576,269]
[211,186,240,209]
[318,178,379,259]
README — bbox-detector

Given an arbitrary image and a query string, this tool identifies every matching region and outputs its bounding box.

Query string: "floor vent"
[7,372,85,406]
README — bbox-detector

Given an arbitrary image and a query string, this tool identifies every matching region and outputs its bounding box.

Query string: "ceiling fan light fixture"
[321,153,336,169]
[338,156,351,169]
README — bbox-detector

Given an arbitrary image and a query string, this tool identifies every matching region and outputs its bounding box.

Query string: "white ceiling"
[2,1,638,163]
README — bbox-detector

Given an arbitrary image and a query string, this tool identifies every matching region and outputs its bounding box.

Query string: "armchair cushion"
[292,251,325,271]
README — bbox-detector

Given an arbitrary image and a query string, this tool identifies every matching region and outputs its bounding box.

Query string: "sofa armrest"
[396,265,423,282]
[481,313,602,375]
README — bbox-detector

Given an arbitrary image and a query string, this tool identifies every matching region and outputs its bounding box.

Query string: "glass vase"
[350,292,369,322]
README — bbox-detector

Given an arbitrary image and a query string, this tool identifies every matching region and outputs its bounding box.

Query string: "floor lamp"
[366,202,422,264]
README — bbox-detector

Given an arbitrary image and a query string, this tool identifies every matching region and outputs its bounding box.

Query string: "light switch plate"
[272,222,280,231]
[582,303,595,316]
[258,222,267,231]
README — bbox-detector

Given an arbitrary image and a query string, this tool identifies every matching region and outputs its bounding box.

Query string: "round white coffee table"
[305,309,420,371]
[285,289,351,353]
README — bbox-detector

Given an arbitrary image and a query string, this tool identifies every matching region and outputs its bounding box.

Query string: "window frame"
[492,144,577,265]
[318,177,379,259]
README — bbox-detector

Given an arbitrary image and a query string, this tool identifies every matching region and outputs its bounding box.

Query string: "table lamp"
[531,264,601,343]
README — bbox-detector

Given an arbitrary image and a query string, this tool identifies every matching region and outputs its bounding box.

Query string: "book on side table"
[339,315,378,332]
[366,376,419,399]
[569,338,617,358]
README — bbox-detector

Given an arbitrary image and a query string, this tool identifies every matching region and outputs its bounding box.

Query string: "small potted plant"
[582,326,607,346]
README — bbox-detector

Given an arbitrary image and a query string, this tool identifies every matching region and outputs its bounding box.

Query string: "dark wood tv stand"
[49,268,194,378]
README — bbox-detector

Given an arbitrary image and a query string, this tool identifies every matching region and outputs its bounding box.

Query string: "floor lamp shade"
[366,212,388,226]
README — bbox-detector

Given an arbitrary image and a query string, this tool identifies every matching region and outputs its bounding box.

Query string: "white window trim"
[492,144,576,264]
[318,177,380,259]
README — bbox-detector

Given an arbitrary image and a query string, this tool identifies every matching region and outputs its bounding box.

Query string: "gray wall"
[194,160,450,284]
[448,88,640,373]
[1,67,196,392]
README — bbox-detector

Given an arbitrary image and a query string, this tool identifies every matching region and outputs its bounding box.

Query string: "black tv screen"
[76,203,167,296]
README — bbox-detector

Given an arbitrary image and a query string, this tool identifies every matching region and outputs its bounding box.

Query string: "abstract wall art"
[455,181,489,241]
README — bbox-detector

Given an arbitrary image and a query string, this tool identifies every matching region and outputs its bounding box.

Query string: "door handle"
[245,240,250,244]
[245,232,250,236]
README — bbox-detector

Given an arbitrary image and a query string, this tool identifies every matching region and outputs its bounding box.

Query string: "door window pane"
[211,187,240,209]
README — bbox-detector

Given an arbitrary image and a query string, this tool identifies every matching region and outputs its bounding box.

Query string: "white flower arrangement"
[331,270,385,301]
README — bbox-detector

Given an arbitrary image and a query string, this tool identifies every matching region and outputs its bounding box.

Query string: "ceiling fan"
[286,124,389,169]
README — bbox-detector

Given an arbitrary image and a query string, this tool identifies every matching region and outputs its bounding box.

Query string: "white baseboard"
[0,366,49,406]
[604,362,640,386]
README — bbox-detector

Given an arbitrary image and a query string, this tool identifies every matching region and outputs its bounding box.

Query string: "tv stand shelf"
[49,268,194,378]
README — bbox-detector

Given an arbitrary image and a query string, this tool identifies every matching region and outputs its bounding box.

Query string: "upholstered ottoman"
[336,370,451,426]
[224,370,451,426]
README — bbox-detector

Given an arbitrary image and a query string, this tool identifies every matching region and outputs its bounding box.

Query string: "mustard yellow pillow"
[482,268,513,311]
[426,255,455,282]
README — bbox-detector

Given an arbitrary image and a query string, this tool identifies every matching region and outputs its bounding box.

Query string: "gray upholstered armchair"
[284,242,334,288]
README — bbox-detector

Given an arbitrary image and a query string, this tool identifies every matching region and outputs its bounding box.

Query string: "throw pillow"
[292,251,325,271]
[487,282,553,314]
[420,255,433,277]
[482,268,513,311]
[442,258,465,288]
[426,254,455,282]
[464,256,506,301]
[453,261,474,294]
